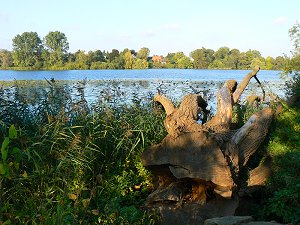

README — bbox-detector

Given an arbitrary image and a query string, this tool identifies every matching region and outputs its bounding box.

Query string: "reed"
[0,80,165,224]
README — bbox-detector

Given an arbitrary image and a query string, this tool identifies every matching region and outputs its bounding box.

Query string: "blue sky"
[0,0,299,57]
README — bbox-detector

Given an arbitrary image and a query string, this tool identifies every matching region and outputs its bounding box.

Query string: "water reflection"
[0,78,286,114]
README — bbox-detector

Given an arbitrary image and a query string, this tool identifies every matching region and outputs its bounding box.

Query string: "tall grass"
[0,80,165,224]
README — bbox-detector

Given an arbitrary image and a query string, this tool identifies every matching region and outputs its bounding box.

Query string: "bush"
[259,105,300,224]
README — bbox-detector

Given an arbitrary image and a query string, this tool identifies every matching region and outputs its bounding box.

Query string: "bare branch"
[233,66,260,103]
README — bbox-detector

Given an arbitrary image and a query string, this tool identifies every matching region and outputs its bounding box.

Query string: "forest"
[0,31,287,71]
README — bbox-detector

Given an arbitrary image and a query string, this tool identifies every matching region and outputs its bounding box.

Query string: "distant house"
[151,55,163,63]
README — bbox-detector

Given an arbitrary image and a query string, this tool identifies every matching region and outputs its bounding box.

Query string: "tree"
[106,49,120,62]
[173,52,193,69]
[72,50,89,69]
[123,50,133,69]
[214,47,230,61]
[273,56,286,70]
[136,47,150,60]
[87,50,105,67]
[240,49,262,69]
[164,53,176,68]
[213,47,230,69]
[133,58,148,69]
[285,22,300,104]
[265,56,274,70]
[12,32,43,68]
[44,31,69,67]
[289,22,300,54]
[0,49,13,68]
[44,31,69,53]
[190,48,214,69]
[208,59,225,69]
[228,48,241,69]
[250,57,266,69]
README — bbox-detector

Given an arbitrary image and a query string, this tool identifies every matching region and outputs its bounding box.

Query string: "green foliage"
[233,101,300,224]
[284,22,300,106]
[3,30,288,70]
[136,47,150,60]
[123,50,133,69]
[259,106,300,224]
[0,124,27,179]
[107,49,120,62]
[289,22,300,52]
[0,49,13,68]
[44,31,69,53]
[12,32,43,68]
[133,59,148,69]
[0,81,165,224]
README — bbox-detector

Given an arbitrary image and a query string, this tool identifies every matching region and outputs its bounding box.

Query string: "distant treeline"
[0,31,287,70]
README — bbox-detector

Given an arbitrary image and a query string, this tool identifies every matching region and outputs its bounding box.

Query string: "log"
[142,68,274,216]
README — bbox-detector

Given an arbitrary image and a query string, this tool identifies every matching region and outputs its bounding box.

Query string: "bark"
[224,107,274,179]
[233,66,260,103]
[154,94,205,138]
[154,94,175,115]
[204,80,237,131]
[142,67,275,216]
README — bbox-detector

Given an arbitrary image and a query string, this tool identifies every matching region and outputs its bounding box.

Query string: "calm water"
[0,69,282,82]
[0,69,287,111]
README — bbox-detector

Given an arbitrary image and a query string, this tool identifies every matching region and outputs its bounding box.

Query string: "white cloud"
[273,16,288,25]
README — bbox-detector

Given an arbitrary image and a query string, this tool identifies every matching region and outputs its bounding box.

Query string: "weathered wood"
[233,66,260,103]
[245,95,261,106]
[142,131,234,191]
[248,158,272,188]
[226,107,274,171]
[154,94,175,115]
[154,94,204,138]
[205,80,237,130]
[142,68,275,218]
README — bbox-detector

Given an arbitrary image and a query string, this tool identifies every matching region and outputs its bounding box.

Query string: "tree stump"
[142,67,275,223]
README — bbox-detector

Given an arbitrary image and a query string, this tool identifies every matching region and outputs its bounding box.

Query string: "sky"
[0,0,299,58]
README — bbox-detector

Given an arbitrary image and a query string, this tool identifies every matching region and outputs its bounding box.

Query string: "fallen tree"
[142,67,275,224]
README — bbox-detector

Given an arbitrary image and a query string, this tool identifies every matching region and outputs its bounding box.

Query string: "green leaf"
[1,137,10,161]
[26,148,31,160]
[9,124,17,139]
[0,163,5,175]
[12,147,22,162]
[0,163,9,176]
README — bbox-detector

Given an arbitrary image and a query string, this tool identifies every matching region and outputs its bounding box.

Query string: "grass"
[0,80,166,224]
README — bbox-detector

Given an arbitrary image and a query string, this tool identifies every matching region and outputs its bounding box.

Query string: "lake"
[0,69,287,112]
[0,69,283,82]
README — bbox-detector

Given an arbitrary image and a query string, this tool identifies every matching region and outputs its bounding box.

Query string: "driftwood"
[142,67,274,222]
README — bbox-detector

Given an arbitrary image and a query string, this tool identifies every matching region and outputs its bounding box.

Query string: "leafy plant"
[0,124,27,178]
[258,105,300,224]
